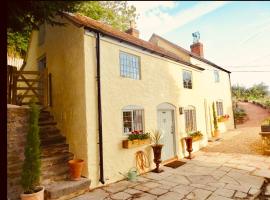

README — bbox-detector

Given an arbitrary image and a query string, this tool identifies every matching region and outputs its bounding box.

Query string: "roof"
[150,34,231,73]
[62,13,204,71]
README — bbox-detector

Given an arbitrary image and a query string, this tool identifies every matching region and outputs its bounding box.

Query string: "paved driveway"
[72,151,270,200]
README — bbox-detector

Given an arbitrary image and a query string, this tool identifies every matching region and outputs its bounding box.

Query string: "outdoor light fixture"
[179,107,183,115]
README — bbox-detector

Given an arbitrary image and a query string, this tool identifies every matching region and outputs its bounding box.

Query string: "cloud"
[128,1,229,40]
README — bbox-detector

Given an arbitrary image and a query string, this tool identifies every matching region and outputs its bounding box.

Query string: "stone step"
[39,115,54,122]
[41,152,74,167]
[41,135,66,147]
[41,143,69,157]
[41,164,69,179]
[45,177,91,200]
[39,120,57,126]
[39,126,60,134]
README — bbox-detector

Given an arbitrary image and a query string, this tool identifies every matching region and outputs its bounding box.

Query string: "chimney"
[125,20,139,38]
[190,32,204,57]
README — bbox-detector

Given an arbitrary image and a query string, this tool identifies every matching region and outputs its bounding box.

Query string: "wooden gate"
[7,65,49,106]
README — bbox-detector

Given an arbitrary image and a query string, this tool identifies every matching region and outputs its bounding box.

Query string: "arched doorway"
[157,103,176,161]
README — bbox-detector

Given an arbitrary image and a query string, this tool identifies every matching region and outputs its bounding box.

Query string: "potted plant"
[184,132,193,159]
[20,101,44,200]
[150,130,164,173]
[122,130,150,148]
[261,118,270,132]
[188,131,203,142]
[212,102,220,138]
[68,159,85,181]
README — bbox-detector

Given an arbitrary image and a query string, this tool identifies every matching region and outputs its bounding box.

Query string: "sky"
[128,1,270,88]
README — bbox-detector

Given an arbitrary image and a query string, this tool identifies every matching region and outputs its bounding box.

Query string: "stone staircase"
[39,109,91,200]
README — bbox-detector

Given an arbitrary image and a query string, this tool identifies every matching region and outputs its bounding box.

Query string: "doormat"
[164,160,186,169]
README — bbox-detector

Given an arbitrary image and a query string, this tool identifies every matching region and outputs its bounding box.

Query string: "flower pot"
[214,129,220,138]
[151,144,164,173]
[68,159,84,181]
[184,136,194,159]
[261,125,270,132]
[20,186,45,200]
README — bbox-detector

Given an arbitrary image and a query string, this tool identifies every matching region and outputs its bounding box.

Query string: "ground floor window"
[184,106,197,132]
[216,101,224,116]
[122,106,144,134]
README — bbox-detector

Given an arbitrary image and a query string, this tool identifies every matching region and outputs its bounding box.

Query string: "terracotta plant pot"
[21,186,44,200]
[261,125,270,132]
[151,144,164,173]
[214,129,220,138]
[68,159,84,181]
[184,136,194,159]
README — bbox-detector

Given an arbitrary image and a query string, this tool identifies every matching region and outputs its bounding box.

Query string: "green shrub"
[212,102,218,131]
[21,102,41,194]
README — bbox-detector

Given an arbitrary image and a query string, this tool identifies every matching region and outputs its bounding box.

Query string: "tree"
[21,101,41,193]
[212,102,218,131]
[7,1,137,58]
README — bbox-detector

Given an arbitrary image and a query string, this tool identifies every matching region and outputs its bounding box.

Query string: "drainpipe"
[228,73,236,129]
[96,31,105,184]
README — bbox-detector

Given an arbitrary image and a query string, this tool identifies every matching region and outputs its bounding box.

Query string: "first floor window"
[216,101,224,116]
[214,70,220,82]
[183,70,192,89]
[184,106,197,132]
[122,107,144,134]
[120,51,140,80]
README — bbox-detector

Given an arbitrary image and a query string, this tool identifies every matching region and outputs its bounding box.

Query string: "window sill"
[122,139,150,149]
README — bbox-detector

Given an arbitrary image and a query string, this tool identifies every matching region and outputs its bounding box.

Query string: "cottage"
[24,13,234,189]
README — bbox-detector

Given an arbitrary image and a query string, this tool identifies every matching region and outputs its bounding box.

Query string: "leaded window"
[183,70,192,89]
[120,52,140,80]
[184,106,197,132]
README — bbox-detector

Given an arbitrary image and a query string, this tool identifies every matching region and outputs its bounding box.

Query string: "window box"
[217,115,230,122]
[122,139,150,149]
[192,135,203,142]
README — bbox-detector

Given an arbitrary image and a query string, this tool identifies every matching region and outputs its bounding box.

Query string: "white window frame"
[184,106,197,132]
[216,100,224,116]
[122,105,144,135]
[119,51,141,80]
[182,70,193,89]
[214,70,220,83]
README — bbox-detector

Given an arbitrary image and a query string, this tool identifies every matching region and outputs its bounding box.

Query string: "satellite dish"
[192,31,200,43]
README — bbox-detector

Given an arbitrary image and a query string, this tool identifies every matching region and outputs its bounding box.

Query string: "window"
[214,70,220,82]
[216,101,224,116]
[38,24,45,45]
[120,51,140,80]
[184,106,197,132]
[182,70,192,89]
[122,106,144,134]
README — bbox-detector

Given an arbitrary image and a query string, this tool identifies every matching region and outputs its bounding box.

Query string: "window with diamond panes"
[120,52,140,80]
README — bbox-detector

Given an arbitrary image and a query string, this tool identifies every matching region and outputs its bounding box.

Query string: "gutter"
[96,31,105,184]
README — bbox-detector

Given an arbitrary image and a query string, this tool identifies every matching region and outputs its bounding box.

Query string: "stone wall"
[7,105,29,200]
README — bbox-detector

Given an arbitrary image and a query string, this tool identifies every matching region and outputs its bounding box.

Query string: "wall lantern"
[179,107,184,115]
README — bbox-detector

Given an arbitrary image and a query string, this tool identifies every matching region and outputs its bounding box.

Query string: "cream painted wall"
[83,32,230,187]
[25,18,234,189]
[25,18,90,177]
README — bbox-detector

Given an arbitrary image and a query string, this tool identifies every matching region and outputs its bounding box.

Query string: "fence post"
[12,68,18,105]
[43,68,48,107]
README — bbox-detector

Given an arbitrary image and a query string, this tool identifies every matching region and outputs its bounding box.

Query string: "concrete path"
[72,152,270,200]
[202,102,270,155]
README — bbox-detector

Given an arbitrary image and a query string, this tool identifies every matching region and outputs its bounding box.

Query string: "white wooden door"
[158,110,175,161]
